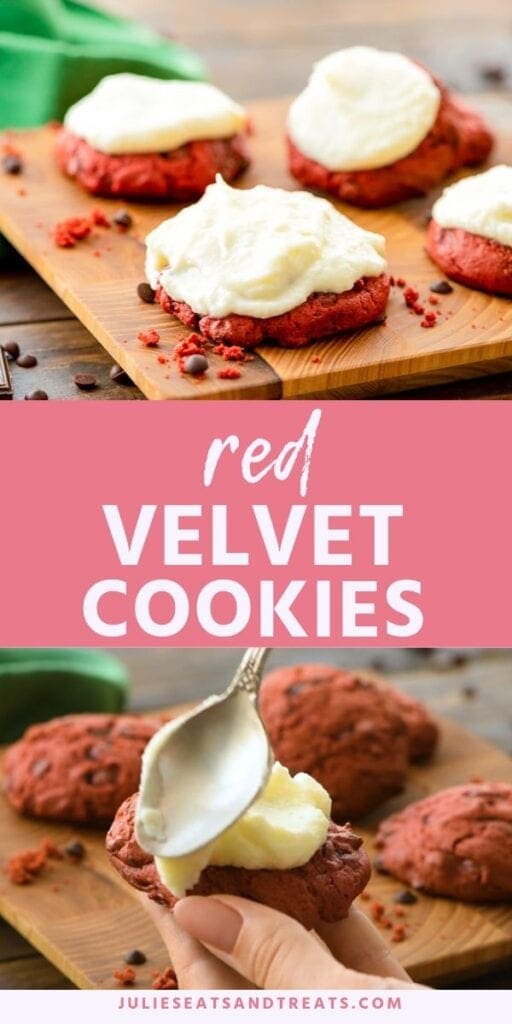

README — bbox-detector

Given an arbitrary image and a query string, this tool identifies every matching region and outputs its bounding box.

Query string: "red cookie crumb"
[212,343,246,362]
[392,924,407,942]
[217,367,241,380]
[91,208,110,228]
[113,967,136,986]
[138,329,160,347]
[7,838,62,885]
[53,216,91,248]
[152,967,178,990]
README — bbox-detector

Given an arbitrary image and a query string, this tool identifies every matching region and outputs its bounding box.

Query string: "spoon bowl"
[135,649,272,858]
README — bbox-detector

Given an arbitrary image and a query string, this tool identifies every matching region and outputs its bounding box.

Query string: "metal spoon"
[135,648,272,859]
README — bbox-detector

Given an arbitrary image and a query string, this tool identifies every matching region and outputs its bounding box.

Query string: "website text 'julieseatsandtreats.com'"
[0,0,511,1021]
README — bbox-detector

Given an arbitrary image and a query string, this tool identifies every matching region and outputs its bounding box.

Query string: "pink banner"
[0,401,509,646]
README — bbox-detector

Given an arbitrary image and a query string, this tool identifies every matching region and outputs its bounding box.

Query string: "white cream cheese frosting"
[153,762,331,897]
[287,46,441,172]
[431,165,512,248]
[64,74,247,155]
[145,175,387,319]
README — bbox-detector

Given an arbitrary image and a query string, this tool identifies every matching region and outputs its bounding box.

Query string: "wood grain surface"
[2,98,512,399]
[0,705,511,988]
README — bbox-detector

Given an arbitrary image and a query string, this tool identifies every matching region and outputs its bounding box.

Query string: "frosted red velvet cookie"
[146,176,390,348]
[106,792,371,931]
[426,165,512,296]
[55,74,249,200]
[287,47,493,208]
[375,783,512,901]
[259,664,409,818]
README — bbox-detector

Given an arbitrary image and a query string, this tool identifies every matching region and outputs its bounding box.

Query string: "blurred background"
[118,647,512,752]
[104,0,512,99]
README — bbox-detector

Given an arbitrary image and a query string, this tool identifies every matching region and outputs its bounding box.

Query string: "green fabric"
[0,0,206,129]
[0,648,130,741]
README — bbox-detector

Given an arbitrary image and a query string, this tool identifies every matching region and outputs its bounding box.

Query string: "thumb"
[173,895,408,990]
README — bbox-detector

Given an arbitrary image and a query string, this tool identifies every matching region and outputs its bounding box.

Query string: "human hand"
[142,894,424,990]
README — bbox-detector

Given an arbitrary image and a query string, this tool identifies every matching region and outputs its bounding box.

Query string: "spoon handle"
[229,647,270,701]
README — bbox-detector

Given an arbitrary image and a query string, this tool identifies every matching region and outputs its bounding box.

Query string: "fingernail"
[174,896,243,952]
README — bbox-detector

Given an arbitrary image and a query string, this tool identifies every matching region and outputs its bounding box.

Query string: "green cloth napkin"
[0,0,206,129]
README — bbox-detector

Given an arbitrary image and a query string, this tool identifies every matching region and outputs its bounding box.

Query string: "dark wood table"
[1,647,511,987]
[2,0,512,399]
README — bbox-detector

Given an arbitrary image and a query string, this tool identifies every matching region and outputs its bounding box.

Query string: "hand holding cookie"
[144,896,422,990]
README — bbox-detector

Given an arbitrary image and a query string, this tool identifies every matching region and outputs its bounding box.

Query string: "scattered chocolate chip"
[24,389,48,400]
[109,363,133,385]
[17,353,37,368]
[287,683,305,696]
[374,857,388,873]
[2,154,22,175]
[1,340,20,360]
[429,280,454,295]
[183,353,209,375]
[479,63,506,85]
[430,649,467,669]
[125,949,147,966]
[461,685,478,699]
[64,840,86,861]
[73,372,97,391]
[113,209,132,229]
[393,890,418,905]
[136,282,156,304]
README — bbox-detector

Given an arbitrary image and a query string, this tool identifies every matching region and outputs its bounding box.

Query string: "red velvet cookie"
[156,273,390,348]
[55,129,249,200]
[259,664,409,819]
[425,221,512,297]
[375,783,512,901]
[106,792,371,931]
[288,84,493,208]
[3,713,162,824]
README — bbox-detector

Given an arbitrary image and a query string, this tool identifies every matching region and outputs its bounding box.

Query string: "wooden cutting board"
[1,99,512,400]
[0,711,511,988]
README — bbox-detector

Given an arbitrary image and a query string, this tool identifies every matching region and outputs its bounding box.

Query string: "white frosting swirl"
[64,74,246,155]
[432,165,512,248]
[145,176,387,319]
[287,46,441,171]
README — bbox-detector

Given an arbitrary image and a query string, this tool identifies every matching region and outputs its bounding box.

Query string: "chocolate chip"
[16,353,37,368]
[125,950,146,966]
[25,389,48,400]
[429,280,454,295]
[136,282,156,304]
[73,372,97,391]
[183,354,209,375]
[31,758,50,777]
[479,64,506,85]
[64,840,86,860]
[2,154,22,175]
[393,890,418,905]
[287,683,305,695]
[461,685,478,699]
[1,341,20,360]
[113,209,132,229]
[110,363,133,385]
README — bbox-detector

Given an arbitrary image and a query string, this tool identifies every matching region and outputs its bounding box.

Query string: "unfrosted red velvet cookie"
[106,793,371,931]
[55,129,249,200]
[156,274,390,348]
[259,664,409,819]
[375,783,512,901]
[3,713,162,824]
[425,221,512,296]
[288,84,493,208]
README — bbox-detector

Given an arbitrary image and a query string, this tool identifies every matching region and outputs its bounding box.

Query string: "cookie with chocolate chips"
[3,713,163,824]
